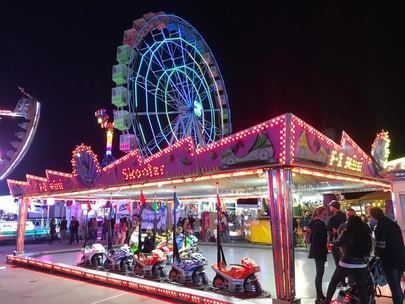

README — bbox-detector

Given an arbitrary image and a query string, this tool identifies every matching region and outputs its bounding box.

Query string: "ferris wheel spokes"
[113,13,231,156]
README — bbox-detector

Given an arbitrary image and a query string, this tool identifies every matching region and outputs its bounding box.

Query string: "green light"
[193,100,202,117]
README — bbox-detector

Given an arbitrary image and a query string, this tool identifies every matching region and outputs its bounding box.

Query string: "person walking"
[327,200,347,286]
[325,216,372,304]
[49,218,57,243]
[308,206,328,304]
[59,216,68,243]
[370,207,405,304]
[101,217,109,240]
[69,216,79,244]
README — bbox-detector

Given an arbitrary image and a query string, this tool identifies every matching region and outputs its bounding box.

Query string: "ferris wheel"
[111,12,231,156]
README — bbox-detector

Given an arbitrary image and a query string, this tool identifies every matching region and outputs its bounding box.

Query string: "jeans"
[70,230,79,243]
[60,229,67,242]
[384,268,404,304]
[315,258,325,299]
[331,247,345,285]
[326,266,368,303]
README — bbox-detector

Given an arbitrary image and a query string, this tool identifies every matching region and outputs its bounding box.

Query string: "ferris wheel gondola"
[111,12,232,156]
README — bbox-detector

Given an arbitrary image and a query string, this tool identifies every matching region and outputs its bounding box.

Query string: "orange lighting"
[28,169,265,199]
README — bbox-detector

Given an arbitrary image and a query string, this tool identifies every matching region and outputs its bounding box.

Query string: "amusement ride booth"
[6,12,391,304]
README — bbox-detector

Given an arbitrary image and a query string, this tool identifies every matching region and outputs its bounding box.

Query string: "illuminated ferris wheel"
[0,88,40,180]
[111,12,231,156]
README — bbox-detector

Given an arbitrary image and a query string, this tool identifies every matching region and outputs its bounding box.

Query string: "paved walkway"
[0,242,398,303]
[0,259,172,304]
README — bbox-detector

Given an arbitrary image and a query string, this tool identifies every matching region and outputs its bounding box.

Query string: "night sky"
[0,2,403,194]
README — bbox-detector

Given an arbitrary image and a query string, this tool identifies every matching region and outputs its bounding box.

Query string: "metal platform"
[6,254,271,304]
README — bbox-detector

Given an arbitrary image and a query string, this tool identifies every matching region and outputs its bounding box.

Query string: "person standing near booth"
[69,216,79,244]
[59,216,68,243]
[325,216,372,304]
[49,218,57,244]
[370,207,405,304]
[308,206,328,303]
[301,210,312,247]
[327,200,347,286]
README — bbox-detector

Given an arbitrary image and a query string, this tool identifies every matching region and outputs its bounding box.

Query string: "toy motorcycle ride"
[104,244,134,273]
[168,252,208,286]
[79,243,107,268]
[133,249,167,279]
[211,257,262,295]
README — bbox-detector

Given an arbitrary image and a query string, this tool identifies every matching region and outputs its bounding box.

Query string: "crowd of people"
[307,201,405,304]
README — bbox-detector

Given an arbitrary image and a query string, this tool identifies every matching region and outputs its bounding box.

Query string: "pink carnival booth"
[7,113,390,304]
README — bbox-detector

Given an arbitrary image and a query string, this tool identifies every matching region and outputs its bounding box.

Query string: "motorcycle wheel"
[91,255,99,267]
[169,269,178,282]
[213,275,225,290]
[134,263,142,275]
[192,271,208,285]
[120,260,128,272]
[244,276,262,295]
[96,256,104,267]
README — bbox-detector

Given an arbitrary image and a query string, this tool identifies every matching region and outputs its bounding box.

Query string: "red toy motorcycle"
[211,257,262,295]
[133,249,167,279]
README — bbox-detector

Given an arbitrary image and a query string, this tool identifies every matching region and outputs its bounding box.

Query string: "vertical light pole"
[267,168,299,304]
[15,197,29,255]
[95,109,115,166]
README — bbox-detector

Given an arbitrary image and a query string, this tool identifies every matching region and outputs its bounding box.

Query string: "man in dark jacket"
[59,216,68,243]
[69,216,79,244]
[370,207,405,304]
[327,200,347,286]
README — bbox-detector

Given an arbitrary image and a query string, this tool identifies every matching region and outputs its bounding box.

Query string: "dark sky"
[0,2,404,194]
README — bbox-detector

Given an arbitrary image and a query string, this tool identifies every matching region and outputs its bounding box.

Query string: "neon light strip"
[45,170,73,178]
[0,102,41,180]
[292,167,390,188]
[7,179,29,186]
[28,169,265,199]
[26,174,47,182]
[341,131,369,160]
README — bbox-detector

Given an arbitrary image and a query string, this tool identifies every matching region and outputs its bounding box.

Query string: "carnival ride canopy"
[7,113,389,200]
